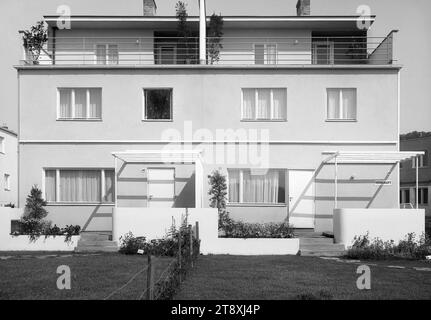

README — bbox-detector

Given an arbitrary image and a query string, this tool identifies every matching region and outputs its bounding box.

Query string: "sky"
[0,0,430,134]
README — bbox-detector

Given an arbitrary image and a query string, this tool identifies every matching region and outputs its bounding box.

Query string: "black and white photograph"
[0,0,430,311]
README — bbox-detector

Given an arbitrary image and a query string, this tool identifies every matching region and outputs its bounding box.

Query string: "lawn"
[0,252,174,300]
[175,255,431,300]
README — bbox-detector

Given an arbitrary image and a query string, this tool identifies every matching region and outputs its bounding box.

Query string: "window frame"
[142,88,173,122]
[412,152,428,168]
[241,88,287,122]
[57,88,102,121]
[226,168,287,206]
[253,43,278,65]
[326,88,358,122]
[0,136,4,154]
[4,174,10,191]
[94,43,119,65]
[43,168,115,205]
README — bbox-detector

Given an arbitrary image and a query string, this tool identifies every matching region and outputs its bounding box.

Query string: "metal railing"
[20,35,396,66]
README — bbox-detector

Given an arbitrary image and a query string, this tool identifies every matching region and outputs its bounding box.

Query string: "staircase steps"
[75,231,118,253]
[299,232,346,257]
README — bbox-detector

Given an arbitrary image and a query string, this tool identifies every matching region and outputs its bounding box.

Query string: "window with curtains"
[254,44,277,65]
[44,169,115,203]
[326,88,357,120]
[58,88,102,120]
[241,88,287,121]
[412,152,428,168]
[227,169,286,204]
[95,44,119,65]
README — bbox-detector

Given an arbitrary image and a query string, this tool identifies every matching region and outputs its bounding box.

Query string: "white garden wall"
[333,208,425,248]
[0,207,79,251]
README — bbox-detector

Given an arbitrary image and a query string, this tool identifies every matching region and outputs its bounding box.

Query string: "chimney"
[296,0,310,16]
[143,0,157,16]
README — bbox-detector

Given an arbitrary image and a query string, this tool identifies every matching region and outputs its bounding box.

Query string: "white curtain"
[104,170,115,203]
[243,170,279,203]
[257,89,271,119]
[89,89,101,118]
[74,89,87,118]
[60,170,101,202]
[273,89,286,120]
[327,89,340,119]
[342,89,356,119]
[228,170,240,203]
[242,89,255,120]
[45,170,56,202]
[59,89,72,118]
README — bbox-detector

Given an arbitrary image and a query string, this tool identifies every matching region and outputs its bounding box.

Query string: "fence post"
[146,255,154,300]
[178,226,182,282]
[195,221,200,241]
[189,224,193,267]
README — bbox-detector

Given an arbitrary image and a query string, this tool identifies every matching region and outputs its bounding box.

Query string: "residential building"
[16,0,408,234]
[400,134,431,216]
[0,126,18,207]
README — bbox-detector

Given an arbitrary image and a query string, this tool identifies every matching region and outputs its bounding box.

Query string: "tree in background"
[22,21,48,65]
[23,185,48,221]
[207,13,224,64]
[175,1,193,63]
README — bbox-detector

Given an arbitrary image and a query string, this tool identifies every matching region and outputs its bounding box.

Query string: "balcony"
[20,33,397,67]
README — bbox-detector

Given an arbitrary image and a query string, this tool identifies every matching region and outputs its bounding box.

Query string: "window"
[143,89,173,120]
[412,152,428,168]
[4,174,10,191]
[228,169,286,204]
[312,41,334,65]
[413,188,429,205]
[400,189,410,204]
[44,169,115,203]
[58,88,102,120]
[327,88,357,121]
[242,88,287,121]
[254,44,277,64]
[95,44,119,65]
[0,136,4,154]
[155,44,177,65]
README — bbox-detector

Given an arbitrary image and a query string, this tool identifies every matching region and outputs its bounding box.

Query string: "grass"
[174,255,431,300]
[0,252,174,300]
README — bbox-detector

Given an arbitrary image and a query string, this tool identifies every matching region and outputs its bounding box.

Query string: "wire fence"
[103,219,200,300]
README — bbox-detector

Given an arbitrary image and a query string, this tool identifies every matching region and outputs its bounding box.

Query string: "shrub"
[22,20,48,64]
[346,232,431,260]
[119,232,146,255]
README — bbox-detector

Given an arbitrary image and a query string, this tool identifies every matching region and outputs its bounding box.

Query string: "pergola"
[111,150,204,208]
[323,151,425,209]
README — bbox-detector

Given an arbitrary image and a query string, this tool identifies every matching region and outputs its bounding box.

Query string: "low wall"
[333,208,425,248]
[113,208,299,255]
[0,207,79,251]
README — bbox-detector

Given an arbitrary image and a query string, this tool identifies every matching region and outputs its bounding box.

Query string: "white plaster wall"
[0,132,18,207]
[333,208,425,248]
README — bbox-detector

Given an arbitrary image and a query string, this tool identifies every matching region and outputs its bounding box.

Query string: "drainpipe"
[198,0,206,64]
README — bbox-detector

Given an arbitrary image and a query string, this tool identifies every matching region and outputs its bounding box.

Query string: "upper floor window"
[327,88,357,121]
[254,44,277,65]
[44,169,114,203]
[0,136,4,154]
[412,152,428,168]
[228,169,286,204]
[58,88,102,120]
[312,41,334,65]
[95,44,119,65]
[155,44,177,65]
[241,88,287,121]
[143,89,173,121]
[4,174,10,191]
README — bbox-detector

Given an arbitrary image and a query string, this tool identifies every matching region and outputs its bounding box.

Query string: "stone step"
[74,245,118,253]
[299,243,345,251]
[77,240,118,247]
[299,238,334,245]
[300,250,345,257]
[80,232,112,241]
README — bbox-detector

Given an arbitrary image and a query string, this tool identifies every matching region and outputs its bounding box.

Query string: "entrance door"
[288,170,315,229]
[147,168,175,207]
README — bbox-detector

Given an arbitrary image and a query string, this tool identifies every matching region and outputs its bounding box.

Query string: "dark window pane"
[423,188,428,204]
[145,89,172,120]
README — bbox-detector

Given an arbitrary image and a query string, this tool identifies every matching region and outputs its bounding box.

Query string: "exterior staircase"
[75,231,118,253]
[297,230,346,257]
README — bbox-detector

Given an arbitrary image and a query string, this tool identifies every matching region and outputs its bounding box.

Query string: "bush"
[346,232,431,260]
[119,232,146,254]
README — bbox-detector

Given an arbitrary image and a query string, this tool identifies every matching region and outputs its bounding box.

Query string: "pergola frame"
[111,150,204,209]
[323,151,425,209]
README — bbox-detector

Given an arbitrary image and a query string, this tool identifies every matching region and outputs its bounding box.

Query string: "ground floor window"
[227,169,285,204]
[44,169,115,204]
[400,187,429,206]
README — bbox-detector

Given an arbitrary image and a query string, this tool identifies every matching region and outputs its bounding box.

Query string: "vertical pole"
[189,224,193,267]
[146,255,154,300]
[195,221,200,242]
[178,226,182,282]
[334,156,338,209]
[199,0,206,64]
[416,156,419,209]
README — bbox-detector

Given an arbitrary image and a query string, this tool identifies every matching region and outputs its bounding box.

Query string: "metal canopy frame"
[111,150,204,209]
[323,151,425,209]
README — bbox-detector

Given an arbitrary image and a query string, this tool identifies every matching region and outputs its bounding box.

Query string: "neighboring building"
[15,0,409,233]
[400,134,431,216]
[0,126,18,207]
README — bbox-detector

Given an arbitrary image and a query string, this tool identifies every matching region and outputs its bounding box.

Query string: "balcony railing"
[20,34,396,66]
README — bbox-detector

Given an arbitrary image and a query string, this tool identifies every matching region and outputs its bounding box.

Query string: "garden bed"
[0,235,80,251]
